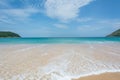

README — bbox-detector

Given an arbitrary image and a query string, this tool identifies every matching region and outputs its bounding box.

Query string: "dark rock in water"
[0,31,21,38]
[107,29,120,37]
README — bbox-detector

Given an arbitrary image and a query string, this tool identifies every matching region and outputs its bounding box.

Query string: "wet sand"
[73,72,120,80]
[0,43,120,80]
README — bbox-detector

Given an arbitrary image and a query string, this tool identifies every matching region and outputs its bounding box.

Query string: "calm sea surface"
[0,37,120,44]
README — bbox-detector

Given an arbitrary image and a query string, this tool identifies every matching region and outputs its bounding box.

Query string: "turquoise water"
[0,37,120,44]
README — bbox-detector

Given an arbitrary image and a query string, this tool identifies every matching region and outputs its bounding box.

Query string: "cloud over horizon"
[45,0,93,21]
[0,0,94,24]
[0,0,44,24]
[54,23,68,29]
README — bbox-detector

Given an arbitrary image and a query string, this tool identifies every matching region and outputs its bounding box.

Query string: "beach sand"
[0,43,120,80]
[73,72,120,80]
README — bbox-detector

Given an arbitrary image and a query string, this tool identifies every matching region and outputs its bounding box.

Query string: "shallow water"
[0,37,120,44]
[0,43,120,80]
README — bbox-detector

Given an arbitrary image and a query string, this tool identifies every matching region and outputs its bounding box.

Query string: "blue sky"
[0,0,120,37]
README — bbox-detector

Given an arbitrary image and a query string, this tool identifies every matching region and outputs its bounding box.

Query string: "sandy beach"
[73,72,120,80]
[0,43,120,80]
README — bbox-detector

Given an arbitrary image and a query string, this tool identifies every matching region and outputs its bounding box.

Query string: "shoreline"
[73,72,120,80]
[71,70,120,79]
[0,43,120,80]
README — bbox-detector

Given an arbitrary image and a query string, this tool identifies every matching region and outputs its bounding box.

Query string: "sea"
[0,37,120,44]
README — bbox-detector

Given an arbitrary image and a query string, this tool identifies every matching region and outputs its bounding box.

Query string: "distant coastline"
[0,29,120,38]
[107,29,120,37]
[0,31,21,38]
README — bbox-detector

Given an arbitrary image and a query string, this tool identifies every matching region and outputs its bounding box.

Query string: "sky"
[0,0,120,37]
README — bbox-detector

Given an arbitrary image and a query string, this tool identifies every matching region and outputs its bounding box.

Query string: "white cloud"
[0,0,94,24]
[76,19,120,37]
[0,8,39,24]
[98,20,120,28]
[0,0,43,24]
[77,25,102,32]
[1,8,39,18]
[78,19,120,31]
[45,0,93,21]
[54,23,68,29]
[0,16,15,24]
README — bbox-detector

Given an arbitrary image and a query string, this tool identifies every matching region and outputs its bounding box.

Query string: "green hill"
[107,29,120,37]
[0,31,21,38]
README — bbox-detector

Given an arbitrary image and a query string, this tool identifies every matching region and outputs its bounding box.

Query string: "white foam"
[0,44,120,80]
[7,69,120,80]
[71,70,120,80]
